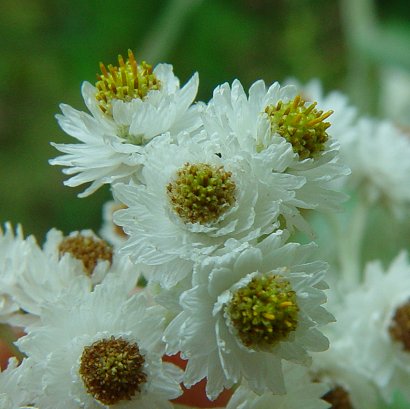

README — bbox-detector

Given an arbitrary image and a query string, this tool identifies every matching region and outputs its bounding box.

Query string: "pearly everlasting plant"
[0,50,409,409]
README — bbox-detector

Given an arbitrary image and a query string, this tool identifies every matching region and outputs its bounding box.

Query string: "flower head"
[330,251,410,403]
[50,51,201,197]
[0,224,138,327]
[347,118,410,218]
[113,134,302,288]
[203,79,349,234]
[17,276,182,409]
[163,232,333,399]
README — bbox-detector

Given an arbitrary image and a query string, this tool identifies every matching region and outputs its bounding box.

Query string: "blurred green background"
[1,1,410,407]
[0,0,409,242]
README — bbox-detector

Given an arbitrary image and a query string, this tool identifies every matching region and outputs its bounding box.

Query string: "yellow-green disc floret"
[95,49,160,116]
[265,95,333,160]
[227,274,299,348]
[167,162,236,224]
[79,337,147,405]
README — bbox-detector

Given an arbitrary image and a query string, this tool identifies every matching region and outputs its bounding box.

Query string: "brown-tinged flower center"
[389,299,410,351]
[58,234,113,275]
[79,337,147,405]
[322,385,354,409]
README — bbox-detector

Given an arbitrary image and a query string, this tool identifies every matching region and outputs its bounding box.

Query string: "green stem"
[339,0,378,114]
[136,0,204,63]
[338,194,369,286]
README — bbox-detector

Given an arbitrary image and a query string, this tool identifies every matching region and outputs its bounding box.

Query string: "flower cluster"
[1,50,410,409]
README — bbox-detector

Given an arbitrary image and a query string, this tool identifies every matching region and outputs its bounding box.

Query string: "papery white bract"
[163,231,333,399]
[50,52,201,197]
[0,358,34,409]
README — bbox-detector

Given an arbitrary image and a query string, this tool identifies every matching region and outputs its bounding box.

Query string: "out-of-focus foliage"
[0,0,408,246]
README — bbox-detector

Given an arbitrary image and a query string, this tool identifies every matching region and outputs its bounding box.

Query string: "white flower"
[203,79,349,233]
[0,224,138,327]
[331,251,410,403]
[311,344,379,409]
[50,51,201,197]
[17,276,182,409]
[346,118,410,218]
[226,362,330,409]
[113,134,303,288]
[163,231,333,399]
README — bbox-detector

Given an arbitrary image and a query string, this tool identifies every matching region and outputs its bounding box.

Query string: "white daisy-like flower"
[113,134,304,288]
[203,79,349,233]
[226,362,330,409]
[346,118,410,218]
[332,251,410,403]
[311,344,379,409]
[0,224,138,327]
[17,275,182,409]
[100,200,129,247]
[50,50,201,197]
[163,231,333,399]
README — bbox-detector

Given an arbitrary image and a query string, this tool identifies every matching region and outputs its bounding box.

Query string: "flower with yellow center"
[51,51,200,197]
[203,79,350,236]
[113,135,302,288]
[163,231,332,399]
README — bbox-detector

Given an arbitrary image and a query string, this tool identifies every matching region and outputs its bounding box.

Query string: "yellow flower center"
[167,162,236,224]
[79,337,146,405]
[95,49,160,116]
[226,274,299,348]
[264,95,332,160]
